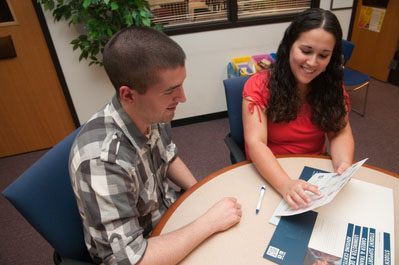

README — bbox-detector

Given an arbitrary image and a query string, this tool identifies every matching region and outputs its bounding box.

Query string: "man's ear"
[119,86,136,103]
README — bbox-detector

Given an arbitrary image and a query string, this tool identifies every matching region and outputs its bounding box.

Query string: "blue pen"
[256,185,266,214]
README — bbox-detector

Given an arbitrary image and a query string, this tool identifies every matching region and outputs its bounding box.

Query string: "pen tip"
[256,210,259,214]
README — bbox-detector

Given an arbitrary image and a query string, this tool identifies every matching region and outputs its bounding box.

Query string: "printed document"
[264,164,395,265]
[274,158,368,217]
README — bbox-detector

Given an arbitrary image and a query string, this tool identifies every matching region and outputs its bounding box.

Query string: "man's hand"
[142,197,241,265]
[280,179,321,210]
[202,197,242,234]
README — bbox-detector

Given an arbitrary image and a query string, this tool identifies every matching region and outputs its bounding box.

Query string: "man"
[69,26,242,265]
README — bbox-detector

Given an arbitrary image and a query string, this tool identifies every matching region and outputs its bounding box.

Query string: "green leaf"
[79,50,89,61]
[72,15,78,24]
[110,2,118,10]
[154,24,164,31]
[142,17,151,27]
[45,1,55,11]
[140,9,147,17]
[78,35,88,41]
[92,47,100,55]
[88,31,97,40]
[104,0,110,4]
[132,10,139,20]
[125,13,133,26]
[146,11,154,18]
[106,27,113,37]
[83,0,91,9]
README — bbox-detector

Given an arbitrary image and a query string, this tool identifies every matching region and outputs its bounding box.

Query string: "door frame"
[347,0,358,41]
[31,0,80,128]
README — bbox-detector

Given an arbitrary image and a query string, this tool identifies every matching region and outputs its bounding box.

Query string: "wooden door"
[0,0,76,157]
[347,0,399,82]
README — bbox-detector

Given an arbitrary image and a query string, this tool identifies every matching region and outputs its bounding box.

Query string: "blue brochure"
[299,166,328,181]
[264,166,328,265]
[264,211,318,265]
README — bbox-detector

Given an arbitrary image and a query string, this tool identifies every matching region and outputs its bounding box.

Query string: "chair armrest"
[54,251,95,265]
[224,134,246,164]
[60,259,95,265]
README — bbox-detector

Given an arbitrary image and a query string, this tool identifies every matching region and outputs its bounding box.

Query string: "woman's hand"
[334,161,351,175]
[280,179,321,210]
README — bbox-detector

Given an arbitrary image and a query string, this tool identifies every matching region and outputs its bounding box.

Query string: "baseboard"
[171,111,228,127]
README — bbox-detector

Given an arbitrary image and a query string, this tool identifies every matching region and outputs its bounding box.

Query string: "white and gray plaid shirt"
[69,95,178,264]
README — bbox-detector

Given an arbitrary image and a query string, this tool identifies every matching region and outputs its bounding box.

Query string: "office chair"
[223,75,251,164]
[342,39,370,116]
[2,126,95,265]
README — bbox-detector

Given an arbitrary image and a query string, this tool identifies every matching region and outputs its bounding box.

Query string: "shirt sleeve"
[242,71,270,122]
[73,139,147,265]
[343,85,351,112]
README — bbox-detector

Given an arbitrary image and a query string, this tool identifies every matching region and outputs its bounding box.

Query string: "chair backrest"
[342,39,354,65]
[223,75,251,152]
[2,126,92,262]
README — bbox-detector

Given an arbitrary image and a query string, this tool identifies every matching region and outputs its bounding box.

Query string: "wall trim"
[171,111,228,127]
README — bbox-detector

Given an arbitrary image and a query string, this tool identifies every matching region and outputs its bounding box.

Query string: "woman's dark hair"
[267,8,347,132]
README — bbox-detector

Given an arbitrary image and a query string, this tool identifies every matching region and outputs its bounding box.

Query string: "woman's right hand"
[279,179,321,210]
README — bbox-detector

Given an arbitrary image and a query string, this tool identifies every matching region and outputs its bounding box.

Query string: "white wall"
[44,0,353,124]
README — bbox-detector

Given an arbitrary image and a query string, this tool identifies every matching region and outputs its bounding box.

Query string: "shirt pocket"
[137,174,158,216]
[160,142,177,163]
[100,131,121,163]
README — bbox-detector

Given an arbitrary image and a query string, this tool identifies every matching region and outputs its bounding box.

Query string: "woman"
[242,8,354,210]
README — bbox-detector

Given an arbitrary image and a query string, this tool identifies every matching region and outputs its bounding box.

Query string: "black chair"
[2,126,95,265]
[342,39,370,116]
[223,75,251,164]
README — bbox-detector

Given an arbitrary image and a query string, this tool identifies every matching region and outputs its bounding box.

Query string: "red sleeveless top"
[243,71,350,157]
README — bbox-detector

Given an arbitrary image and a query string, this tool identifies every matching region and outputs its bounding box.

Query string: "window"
[148,0,319,35]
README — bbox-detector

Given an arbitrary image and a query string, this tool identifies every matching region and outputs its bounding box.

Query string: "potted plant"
[39,0,163,66]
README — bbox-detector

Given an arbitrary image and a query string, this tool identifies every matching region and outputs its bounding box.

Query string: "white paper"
[304,179,395,265]
[304,217,393,265]
[274,158,368,217]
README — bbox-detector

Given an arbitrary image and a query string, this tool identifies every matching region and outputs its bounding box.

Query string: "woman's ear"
[119,86,136,103]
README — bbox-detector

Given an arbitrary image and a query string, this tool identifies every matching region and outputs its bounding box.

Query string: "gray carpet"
[0,77,397,265]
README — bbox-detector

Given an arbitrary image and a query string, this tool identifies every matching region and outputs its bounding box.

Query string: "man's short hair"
[103,26,186,94]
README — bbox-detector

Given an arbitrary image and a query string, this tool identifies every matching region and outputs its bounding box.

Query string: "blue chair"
[342,39,370,116]
[2,126,95,265]
[223,75,251,164]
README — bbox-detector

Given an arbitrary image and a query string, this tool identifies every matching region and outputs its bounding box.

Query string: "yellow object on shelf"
[231,57,259,76]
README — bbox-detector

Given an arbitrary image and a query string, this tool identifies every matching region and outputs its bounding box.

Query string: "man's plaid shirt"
[69,95,178,264]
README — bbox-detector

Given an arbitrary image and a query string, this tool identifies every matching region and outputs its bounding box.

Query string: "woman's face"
[289,28,335,88]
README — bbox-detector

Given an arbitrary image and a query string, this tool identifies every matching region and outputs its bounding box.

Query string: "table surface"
[152,155,399,264]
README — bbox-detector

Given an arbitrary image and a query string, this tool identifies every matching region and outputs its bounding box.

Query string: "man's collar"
[110,94,150,149]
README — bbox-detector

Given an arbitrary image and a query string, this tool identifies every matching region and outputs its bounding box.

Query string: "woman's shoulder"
[248,69,270,83]
[244,70,271,96]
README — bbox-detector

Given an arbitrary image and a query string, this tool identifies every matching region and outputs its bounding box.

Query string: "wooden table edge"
[151,154,398,237]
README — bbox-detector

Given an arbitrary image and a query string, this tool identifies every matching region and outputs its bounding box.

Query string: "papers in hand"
[274,158,368,217]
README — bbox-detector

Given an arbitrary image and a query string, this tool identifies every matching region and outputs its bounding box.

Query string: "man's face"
[132,66,187,130]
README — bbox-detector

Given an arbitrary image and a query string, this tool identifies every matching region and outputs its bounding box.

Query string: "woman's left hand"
[335,161,351,175]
